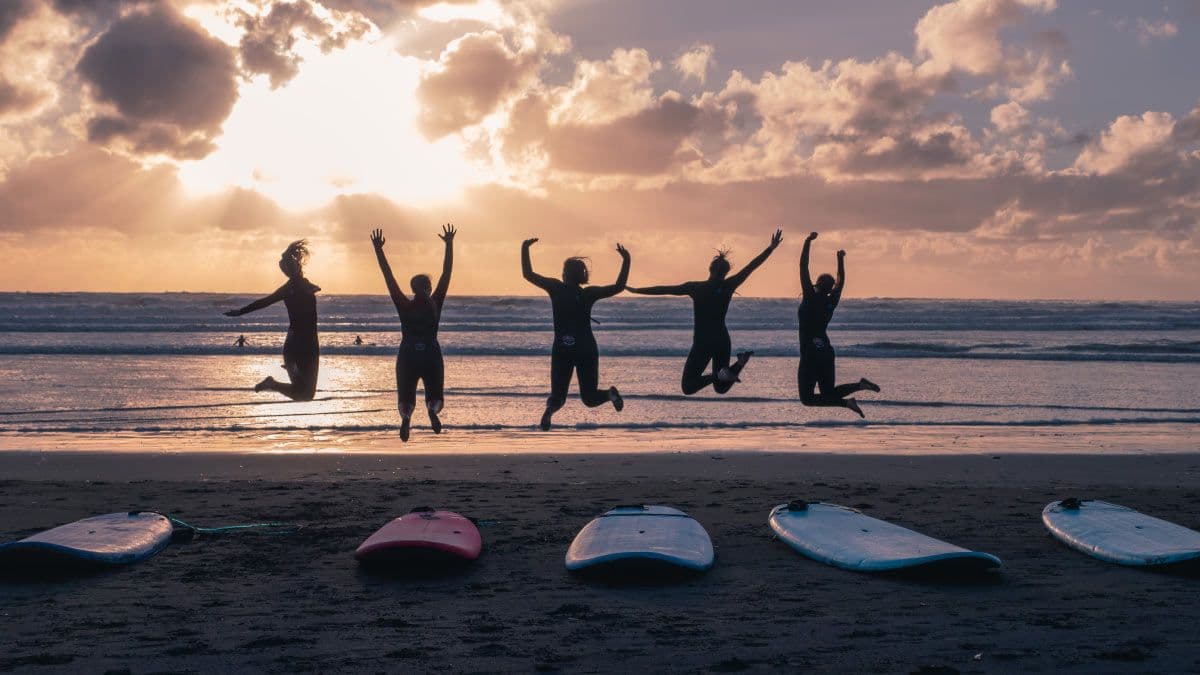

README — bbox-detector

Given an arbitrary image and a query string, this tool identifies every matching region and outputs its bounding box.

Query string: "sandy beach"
[3,450,1199,673]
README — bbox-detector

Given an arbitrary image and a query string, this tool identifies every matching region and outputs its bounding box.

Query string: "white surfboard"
[565,505,714,573]
[769,501,1001,573]
[0,512,173,567]
[1042,499,1200,567]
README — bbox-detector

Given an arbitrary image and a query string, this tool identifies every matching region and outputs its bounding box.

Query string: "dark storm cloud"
[75,5,240,159]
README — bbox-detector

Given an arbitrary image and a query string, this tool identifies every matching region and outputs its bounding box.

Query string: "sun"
[178,12,489,211]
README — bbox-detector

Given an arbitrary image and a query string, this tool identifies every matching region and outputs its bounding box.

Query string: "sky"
[0,0,1197,299]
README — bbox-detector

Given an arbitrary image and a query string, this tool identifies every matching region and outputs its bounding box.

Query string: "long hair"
[282,239,310,270]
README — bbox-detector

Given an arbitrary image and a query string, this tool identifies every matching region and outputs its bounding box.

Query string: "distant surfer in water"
[629,228,783,395]
[234,334,246,348]
[371,224,455,441]
[354,335,364,346]
[224,240,320,401]
[522,237,630,430]
[797,232,878,417]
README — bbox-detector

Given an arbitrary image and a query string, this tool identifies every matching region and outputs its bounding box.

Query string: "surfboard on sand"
[565,505,714,574]
[1043,498,1200,568]
[355,507,482,564]
[0,512,173,568]
[769,501,1002,573]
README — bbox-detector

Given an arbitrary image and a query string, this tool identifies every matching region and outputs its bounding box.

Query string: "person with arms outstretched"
[371,224,455,441]
[797,232,879,417]
[224,240,320,401]
[629,229,782,395]
[522,237,630,430]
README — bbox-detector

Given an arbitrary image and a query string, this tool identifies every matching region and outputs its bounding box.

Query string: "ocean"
[0,293,1197,452]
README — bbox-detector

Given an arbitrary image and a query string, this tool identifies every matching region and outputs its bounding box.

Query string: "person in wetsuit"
[371,224,455,442]
[629,228,783,395]
[797,231,878,417]
[224,240,320,401]
[234,334,246,348]
[522,237,630,431]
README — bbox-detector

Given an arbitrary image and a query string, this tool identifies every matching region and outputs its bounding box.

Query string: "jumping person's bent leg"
[681,343,715,395]
[711,334,740,395]
[575,339,612,408]
[270,355,318,401]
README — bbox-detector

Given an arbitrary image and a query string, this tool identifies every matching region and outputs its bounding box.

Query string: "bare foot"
[399,416,411,442]
[845,398,865,418]
[719,351,754,383]
[254,376,276,393]
[539,409,553,431]
[429,409,442,434]
[609,386,624,412]
[860,378,880,393]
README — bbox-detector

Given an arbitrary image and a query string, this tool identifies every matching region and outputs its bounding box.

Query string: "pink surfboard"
[355,508,482,563]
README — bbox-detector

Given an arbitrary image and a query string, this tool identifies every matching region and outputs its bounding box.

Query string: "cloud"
[990,100,1030,133]
[553,48,661,124]
[674,43,714,85]
[236,0,372,89]
[0,147,180,233]
[76,5,240,159]
[0,0,75,122]
[1073,111,1177,175]
[416,30,543,138]
[1134,18,1178,44]
[915,0,1068,102]
[0,0,37,41]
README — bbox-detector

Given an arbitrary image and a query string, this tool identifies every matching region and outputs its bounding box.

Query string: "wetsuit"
[523,246,629,412]
[376,240,452,414]
[631,242,777,394]
[395,292,446,412]
[236,276,321,401]
[797,243,864,406]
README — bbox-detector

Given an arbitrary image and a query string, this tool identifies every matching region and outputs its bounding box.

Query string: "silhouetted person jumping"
[371,224,455,442]
[797,232,878,417]
[629,229,783,395]
[522,237,630,430]
[224,240,320,401]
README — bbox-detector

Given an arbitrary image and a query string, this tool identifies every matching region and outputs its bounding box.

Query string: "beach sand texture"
[2,452,1199,673]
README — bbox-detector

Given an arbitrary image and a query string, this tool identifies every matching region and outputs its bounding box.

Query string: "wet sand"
[2,451,1199,673]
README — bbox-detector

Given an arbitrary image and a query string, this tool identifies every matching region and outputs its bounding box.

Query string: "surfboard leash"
[166,516,302,542]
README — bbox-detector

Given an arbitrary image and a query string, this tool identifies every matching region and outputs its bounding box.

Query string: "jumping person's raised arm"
[225,286,287,317]
[589,243,631,299]
[370,228,409,313]
[433,223,455,305]
[800,231,817,298]
[521,237,556,291]
[729,228,783,288]
[627,282,693,296]
[833,249,846,298]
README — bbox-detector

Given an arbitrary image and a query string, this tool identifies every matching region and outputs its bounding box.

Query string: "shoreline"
[2,448,1200,485]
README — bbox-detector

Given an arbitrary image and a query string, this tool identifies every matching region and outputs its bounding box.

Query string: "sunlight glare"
[179,37,487,210]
